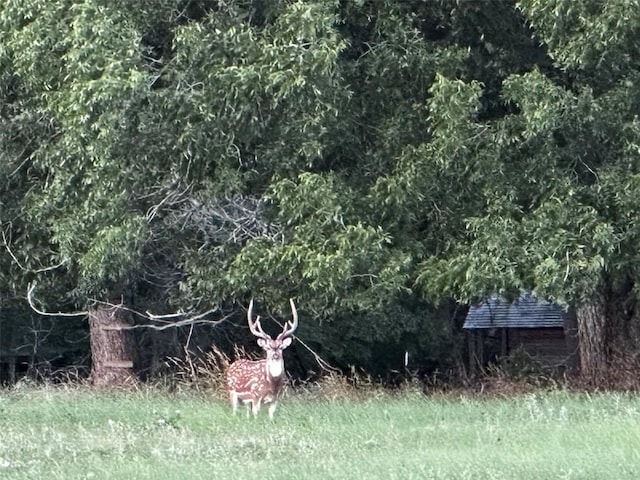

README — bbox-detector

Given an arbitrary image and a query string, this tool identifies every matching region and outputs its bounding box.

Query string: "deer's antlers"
[277,298,298,340]
[247,298,298,340]
[247,299,270,340]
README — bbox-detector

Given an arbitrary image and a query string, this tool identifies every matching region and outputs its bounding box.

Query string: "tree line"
[1,0,640,386]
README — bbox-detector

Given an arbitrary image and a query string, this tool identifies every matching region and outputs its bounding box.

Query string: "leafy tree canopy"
[2,0,640,377]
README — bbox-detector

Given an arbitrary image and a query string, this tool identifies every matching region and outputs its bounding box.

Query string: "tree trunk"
[575,294,608,384]
[88,305,136,387]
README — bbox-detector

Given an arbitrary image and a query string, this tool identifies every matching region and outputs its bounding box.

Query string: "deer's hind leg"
[229,391,240,416]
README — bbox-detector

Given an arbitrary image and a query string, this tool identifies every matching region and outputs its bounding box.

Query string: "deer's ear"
[257,338,268,349]
[281,337,292,348]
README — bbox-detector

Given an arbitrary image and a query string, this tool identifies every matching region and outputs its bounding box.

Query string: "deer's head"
[247,298,298,378]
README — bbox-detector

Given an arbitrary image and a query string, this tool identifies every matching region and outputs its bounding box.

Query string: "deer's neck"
[265,357,285,379]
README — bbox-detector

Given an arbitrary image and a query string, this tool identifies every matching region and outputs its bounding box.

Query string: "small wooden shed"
[464,292,578,373]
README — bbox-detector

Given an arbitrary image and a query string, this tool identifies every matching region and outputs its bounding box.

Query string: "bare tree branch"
[145,181,192,222]
[2,223,67,273]
[28,282,230,332]
[27,282,89,318]
[143,183,283,247]
[122,313,233,331]
[1,226,26,271]
[89,299,232,331]
[178,194,283,248]
[267,317,340,374]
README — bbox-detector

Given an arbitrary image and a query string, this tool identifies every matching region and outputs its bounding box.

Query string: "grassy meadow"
[0,385,639,479]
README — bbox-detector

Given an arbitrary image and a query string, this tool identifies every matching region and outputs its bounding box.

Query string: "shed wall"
[509,327,568,364]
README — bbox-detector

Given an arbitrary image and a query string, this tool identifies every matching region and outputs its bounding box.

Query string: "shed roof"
[463,292,566,330]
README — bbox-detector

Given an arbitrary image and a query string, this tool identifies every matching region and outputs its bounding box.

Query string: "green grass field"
[1,386,639,479]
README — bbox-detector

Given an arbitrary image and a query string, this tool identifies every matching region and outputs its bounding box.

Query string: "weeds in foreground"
[163,346,233,397]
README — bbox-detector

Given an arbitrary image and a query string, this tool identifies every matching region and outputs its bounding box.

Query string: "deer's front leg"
[267,401,278,420]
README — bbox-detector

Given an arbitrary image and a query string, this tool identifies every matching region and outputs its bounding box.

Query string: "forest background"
[2,0,640,388]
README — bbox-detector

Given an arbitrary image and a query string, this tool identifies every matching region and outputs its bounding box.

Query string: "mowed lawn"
[1,386,639,479]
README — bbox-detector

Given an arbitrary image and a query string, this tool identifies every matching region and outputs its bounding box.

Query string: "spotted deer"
[226,298,298,419]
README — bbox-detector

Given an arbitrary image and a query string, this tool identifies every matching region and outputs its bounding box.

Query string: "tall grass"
[1,385,639,479]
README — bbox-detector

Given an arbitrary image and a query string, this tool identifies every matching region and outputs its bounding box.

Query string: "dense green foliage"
[2,0,640,379]
[1,387,640,479]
